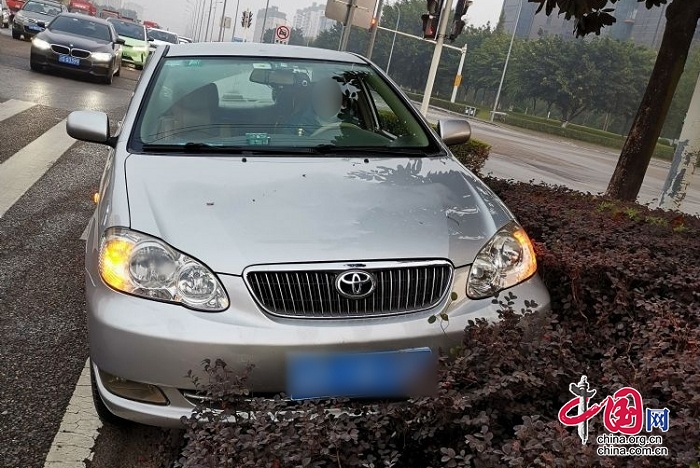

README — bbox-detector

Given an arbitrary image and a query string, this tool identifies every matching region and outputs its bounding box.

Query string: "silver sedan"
[67,43,550,427]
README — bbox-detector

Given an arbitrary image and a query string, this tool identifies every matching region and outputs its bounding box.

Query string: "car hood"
[124,155,515,275]
[16,10,55,23]
[39,29,111,50]
[120,36,147,47]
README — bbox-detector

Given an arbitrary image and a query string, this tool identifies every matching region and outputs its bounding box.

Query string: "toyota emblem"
[336,270,376,299]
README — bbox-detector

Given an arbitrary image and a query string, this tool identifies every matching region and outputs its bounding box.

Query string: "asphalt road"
[0,28,698,468]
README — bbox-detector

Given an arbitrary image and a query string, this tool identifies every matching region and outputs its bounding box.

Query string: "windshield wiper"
[311,145,439,156]
[141,142,316,154]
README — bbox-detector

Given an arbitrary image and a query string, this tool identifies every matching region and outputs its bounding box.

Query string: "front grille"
[71,48,91,59]
[246,261,453,319]
[51,44,69,54]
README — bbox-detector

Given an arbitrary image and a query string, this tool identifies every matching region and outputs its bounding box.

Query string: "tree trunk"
[606,0,700,201]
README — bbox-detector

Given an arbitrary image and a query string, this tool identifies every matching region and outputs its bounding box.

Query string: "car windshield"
[110,19,145,40]
[147,29,178,43]
[131,57,434,154]
[23,1,62,15]
[50,15,111,41]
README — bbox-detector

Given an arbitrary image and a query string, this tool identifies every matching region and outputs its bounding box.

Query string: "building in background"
[293,2,336,40]
[501,0,699,49]
[253,6,287,43]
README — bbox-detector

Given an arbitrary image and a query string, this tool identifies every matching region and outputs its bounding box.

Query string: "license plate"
[287,348,435,400]
[58,54,80,66]
[28,25,42,31]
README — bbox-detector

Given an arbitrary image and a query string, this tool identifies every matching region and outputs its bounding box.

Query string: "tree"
[533,0,700,201]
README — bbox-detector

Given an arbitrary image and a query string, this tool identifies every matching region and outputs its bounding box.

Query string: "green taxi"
[107,17,149,69]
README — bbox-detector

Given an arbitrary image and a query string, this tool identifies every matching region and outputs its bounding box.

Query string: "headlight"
[466,221,537,299]
[99,227,229,311]
[91,52,113,61]
[32,37,51,50]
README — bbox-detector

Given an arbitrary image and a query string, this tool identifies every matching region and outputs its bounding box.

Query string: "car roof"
[148,27,176,34]
[164,42,366,64]
[107,17,142,25]
[54,12,113,26]
[25,0,63,6]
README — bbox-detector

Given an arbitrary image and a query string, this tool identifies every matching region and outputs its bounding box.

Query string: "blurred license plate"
[287,348,435,400]
[58,54,80,66]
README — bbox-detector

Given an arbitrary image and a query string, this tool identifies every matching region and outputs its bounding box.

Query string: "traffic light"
[448,0,472,41]
[421,13,439,39]
[422,0,442,40]
[241,10,252,28]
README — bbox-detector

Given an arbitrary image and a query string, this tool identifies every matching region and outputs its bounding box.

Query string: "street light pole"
[385,5,401,75]
[218,0,228,42]
[365,0,384,59]
[491,0,522,122]
[260,0,270,43]
[231,0,240,41]
[419,0,454,116]
[339,0,357,51]
[450,45,467,103]
[205,0,214,42]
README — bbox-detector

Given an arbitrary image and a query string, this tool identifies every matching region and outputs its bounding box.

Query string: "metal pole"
[260,0,270,43]
[194,0,204,41]
[450,45,467,103]
[204,0,214,41]
[231,0,240,41]
[491,0,522,122]
[419,0,454,116]
[218,0,228,42]
[365,0,384,59]
[339,0,357,51]
[385,5,400,75]
[659,72,700,209]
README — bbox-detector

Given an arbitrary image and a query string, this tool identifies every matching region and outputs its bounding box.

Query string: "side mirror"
[437,119,471,146]
[116,37,125,45]
[66,111,113,147]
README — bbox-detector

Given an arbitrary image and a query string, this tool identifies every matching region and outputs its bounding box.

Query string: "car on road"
[107,17,148,69]
[11,0,64,40]
[146,27,178,46]
[67,43,550,427]
[30,13,123,84]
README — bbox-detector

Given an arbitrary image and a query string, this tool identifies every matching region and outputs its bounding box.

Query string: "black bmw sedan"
[30,13,124,84]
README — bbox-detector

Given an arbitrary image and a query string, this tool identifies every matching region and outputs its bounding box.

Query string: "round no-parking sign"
[275,25,290,44]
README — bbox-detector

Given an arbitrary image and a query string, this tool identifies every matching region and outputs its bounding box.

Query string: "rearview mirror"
[66,111,113,147]
[437,119,471,146]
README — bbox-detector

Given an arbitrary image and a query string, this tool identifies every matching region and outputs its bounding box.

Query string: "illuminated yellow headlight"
[99,237,135,291]
[466,222,538,299]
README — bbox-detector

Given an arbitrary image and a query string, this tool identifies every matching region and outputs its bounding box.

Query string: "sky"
[143,0,505,39]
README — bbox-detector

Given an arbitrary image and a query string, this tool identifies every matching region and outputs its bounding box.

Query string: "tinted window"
[50,16,111,41]
[109,18,145,40]
[147,29,178,44]
[132,57,433,152]
[23,1,63,15]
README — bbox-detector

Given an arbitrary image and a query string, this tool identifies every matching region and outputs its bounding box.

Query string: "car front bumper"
[86,259,551,427]
[120,47,147,67]
[13,21,43,37]
[30,48,112,78]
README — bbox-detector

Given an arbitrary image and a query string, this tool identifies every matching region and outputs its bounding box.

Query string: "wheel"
[11,29,20,40]
[102,70,113,85]
[114,64,120,77]
[29,60,40,72]
[90,362,132,427]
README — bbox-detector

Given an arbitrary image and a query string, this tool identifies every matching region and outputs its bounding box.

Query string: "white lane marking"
[43,359,102,467]
[0,119,75,218]
[0,99,36,122]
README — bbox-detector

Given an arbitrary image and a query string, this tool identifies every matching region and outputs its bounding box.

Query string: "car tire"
[102,70,113,85]
[90,362,132,427]
[114,64,120,77]
[11,29,20,40]
[29,60,40,72]
[135,64,143,70]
